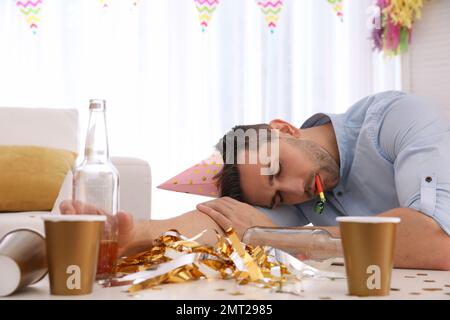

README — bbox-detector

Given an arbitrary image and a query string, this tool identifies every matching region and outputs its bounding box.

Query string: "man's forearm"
[128,210,225,255]
[321,208,450,270]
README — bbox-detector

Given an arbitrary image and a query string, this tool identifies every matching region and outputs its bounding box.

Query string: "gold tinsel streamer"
[113,228,291,292]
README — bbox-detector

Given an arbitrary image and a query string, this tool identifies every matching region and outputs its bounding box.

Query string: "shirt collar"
[300,112,350,186]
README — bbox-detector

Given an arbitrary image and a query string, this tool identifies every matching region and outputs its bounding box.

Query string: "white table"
[2,265,449,300]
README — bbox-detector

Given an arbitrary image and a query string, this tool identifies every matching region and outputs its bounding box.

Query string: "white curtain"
[0,0,401,219]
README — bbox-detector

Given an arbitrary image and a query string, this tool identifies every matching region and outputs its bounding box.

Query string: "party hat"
[157,152,224,197]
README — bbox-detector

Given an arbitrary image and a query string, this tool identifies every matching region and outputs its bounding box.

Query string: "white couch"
[0,107,152,239]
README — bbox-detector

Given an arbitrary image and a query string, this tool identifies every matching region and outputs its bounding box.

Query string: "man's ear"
[269,119,301,138]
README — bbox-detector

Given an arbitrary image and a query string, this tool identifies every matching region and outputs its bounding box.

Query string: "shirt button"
[336,191,343,197]
[425,176,433,183]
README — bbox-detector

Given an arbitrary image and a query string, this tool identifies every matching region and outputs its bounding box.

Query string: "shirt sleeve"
[255,205,309,227]
[379,94,450,236]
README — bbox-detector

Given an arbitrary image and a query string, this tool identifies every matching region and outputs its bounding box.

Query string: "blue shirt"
[259,91,450,236]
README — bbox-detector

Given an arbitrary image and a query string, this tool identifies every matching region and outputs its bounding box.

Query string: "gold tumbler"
[43,215,105,295]
[337,216,401,296]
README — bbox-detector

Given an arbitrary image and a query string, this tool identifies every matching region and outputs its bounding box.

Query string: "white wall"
[402,0,450,111]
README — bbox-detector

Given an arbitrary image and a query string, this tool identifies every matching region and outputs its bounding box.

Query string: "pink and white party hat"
[157,152,224,197]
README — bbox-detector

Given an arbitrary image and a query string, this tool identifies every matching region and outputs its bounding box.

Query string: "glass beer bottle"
[72,99,120,280]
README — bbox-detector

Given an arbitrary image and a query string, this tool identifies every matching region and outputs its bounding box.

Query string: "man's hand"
[196,197,276,239]
[59,200,136,257]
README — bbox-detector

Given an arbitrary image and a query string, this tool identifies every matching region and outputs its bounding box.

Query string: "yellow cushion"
[0,146,77,212]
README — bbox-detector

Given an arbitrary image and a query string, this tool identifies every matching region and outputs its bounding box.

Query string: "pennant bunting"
[99,0,109,9]
[194,0,220,32]
[327,0,343,22]
[16,0,43,35]
[256,0,284,33]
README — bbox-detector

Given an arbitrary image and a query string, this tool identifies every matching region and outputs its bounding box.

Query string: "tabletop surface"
[2,265,450,300]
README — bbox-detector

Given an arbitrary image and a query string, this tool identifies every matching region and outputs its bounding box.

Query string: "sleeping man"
[61,91,450,270]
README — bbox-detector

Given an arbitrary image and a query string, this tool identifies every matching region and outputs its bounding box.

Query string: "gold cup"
[0,229,47,296]
[42,215,105,295]
[336,216,401,297]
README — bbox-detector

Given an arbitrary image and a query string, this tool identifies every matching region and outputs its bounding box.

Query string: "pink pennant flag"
[327,0,344,22]
[256,0,284,33]
[16,0,43,35]
[157,152,224,197]
[194,0,220,32]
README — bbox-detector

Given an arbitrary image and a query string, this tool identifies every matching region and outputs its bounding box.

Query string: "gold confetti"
[113,228,291,293]
[319,296,332,300]
[172,180,178,185]
[201,176,207,181]
[215,288,226,291]
[404,275,416,279]
[416,273,428,276]
[422,288,443,291]
[390,288,400,291]
[409,292,421,295]
[226,228,264,281]
[229,291,244,296]
[424,280,436,283]
[445,284,450,287]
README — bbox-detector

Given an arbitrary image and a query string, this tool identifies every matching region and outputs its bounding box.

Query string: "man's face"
[238,136,340,208]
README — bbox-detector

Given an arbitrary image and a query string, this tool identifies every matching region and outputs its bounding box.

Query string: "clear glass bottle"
[72,99,119,280]
[242,226,343,264]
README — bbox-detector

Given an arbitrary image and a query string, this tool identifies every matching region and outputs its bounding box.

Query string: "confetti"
[422,288,443,291]
[110,228,293,293]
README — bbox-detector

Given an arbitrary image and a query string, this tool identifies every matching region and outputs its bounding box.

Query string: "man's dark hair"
[214,123,271,201]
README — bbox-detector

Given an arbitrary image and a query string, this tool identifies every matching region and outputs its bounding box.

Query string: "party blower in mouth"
[314,174,326,215]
